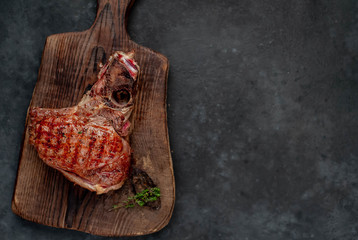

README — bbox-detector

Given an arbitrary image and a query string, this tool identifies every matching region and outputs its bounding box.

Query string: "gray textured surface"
[1,0,358,239]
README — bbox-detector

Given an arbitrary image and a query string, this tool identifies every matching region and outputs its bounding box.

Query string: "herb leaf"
[111,187,161,210]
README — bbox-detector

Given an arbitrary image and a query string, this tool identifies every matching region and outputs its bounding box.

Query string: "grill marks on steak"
[28,51,139,194]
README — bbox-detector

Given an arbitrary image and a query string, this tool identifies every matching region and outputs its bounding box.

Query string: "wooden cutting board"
[11,0,175,237]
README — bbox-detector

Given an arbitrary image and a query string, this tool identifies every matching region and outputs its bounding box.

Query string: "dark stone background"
[1,0,358,239]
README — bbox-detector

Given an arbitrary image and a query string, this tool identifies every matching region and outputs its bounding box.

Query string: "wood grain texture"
[11,0,175,236]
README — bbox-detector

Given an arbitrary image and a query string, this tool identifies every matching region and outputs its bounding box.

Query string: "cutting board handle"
[93,0,135,42]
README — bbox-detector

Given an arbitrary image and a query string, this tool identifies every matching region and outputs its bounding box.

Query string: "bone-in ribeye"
[29,51,139,194]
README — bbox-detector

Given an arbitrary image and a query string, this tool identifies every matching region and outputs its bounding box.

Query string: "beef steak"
[28,51,139,194]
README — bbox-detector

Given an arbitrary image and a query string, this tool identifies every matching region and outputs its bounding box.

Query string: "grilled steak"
[29,51,139,194]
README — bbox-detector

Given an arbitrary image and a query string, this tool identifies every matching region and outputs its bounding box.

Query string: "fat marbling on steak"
[29,51,139,194]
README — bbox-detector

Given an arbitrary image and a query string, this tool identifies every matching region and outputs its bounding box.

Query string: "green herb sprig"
[111,187,160,210]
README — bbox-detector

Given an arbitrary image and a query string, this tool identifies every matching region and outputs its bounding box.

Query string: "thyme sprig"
[111,187,160,210]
